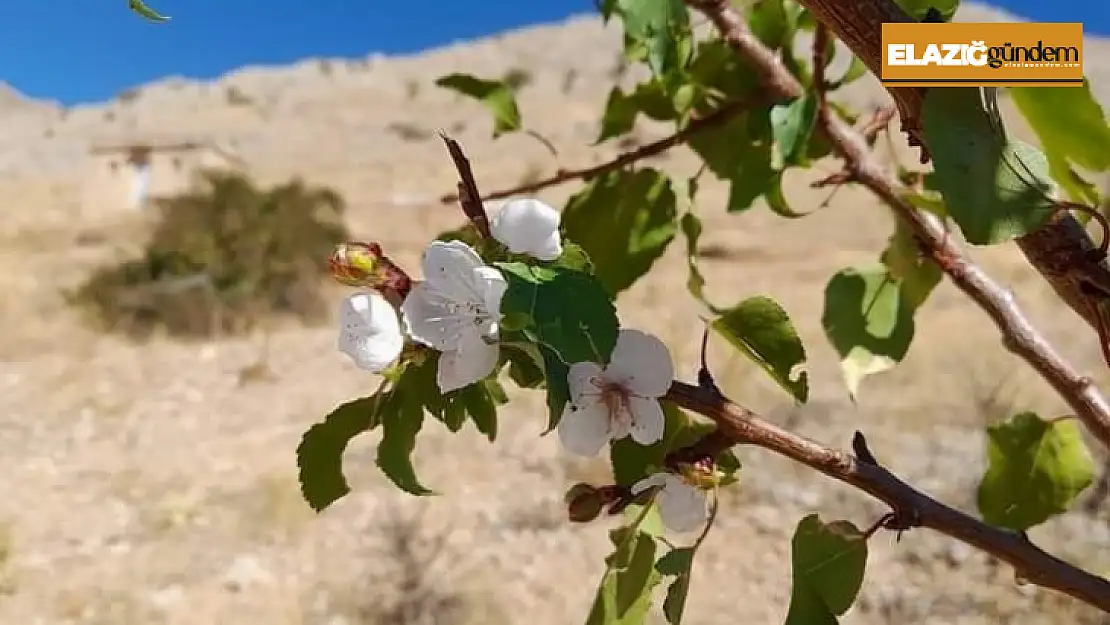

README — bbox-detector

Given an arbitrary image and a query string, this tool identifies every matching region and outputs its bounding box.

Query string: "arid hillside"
[1,3,1109,625]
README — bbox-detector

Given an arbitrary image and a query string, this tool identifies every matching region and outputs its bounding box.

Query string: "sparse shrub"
[69,170,349,340]
[517,161,545,186]
[405,79,420,100]
[318,58,333,76]
[387,121,434,142]
[502,67,533,91]
[225,85,253,106]
[116,87,141,104]
[561,68,577,94]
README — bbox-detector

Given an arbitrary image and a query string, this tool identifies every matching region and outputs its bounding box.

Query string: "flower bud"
[329,242,384,287]
[565,483,604,523]
[329,242,413,298]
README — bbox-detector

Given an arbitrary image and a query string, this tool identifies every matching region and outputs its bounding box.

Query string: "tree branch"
[662,380,1110,613]
[780,0,1110,414]
[683,0,1110,452]
[438,97,758,204]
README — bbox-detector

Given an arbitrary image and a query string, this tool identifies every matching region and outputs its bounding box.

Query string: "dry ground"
[2,3,1110,625]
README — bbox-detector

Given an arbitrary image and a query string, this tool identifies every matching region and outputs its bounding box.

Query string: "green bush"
[70,170,350,340]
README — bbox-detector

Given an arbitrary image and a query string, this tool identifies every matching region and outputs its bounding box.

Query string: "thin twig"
[663,380,1110,613]
[683,0,1110,453]
[438,98,758,204]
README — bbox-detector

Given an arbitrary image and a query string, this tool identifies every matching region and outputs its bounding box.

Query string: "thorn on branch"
[853,431,920,541]
[860,106,897,144]
[863,510,917,542]
[697,325,724,399]
[1058,202,1110,260]
[852,430,878,465]
[664,430,735,471]
[811,171,854,188]
[439,133,492,239]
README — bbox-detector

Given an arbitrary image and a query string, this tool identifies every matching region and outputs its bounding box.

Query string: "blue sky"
[3,0,1106,105]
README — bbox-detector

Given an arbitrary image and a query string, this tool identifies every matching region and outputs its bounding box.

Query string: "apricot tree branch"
[438,97,758,204]
[684,0,1110,452]
[662,380,1110,613]
[783,0,1110,399]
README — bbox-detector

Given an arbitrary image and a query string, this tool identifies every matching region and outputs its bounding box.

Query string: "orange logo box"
[881,22,1084,87]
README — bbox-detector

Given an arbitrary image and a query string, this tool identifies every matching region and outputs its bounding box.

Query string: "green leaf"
[615,0,691,77]
[375,379,435,496]
[597,88,641,144]
[655,548,695,624]
[1011,80,1110,172]
[128,0,171,22]
[550,241,595,274]
[296,394,383,512]
[434,223,483,247]
[540,344,572,431]
[771,94,819,166]
[467,380,503,441]
[764,172,812,218]
[784,514,868,625]
[879,219,943,310]
[610,404,707,486]
[687,39,760,100]
[821,264,916,399]
[892,0,959,21]
[561,168,679,297]
[497,263,620,365]
[922,87,1057,245]
[977,412,1096,531]
[711,296,809,402]
[1010,80,1110,205]
[434,73,522,137]
[441,376,501,437]
[587,505,664,625]
[688,112,777,213]
[679,210,715,311]
[749,0,792,49]
[504,343,546,389]
[828,55,868,90]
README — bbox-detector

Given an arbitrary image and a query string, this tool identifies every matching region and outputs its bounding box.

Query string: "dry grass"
[1,3,1110,625]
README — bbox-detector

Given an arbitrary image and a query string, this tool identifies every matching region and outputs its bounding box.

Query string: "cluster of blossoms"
[333,198,711,532]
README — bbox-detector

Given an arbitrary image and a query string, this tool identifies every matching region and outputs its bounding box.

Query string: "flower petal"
[473,266,508,334]
[400,282,466,351]
[630,472,669,496]
[656,476,709,533]
[532,232,564,262]
[557,398,611,457]
[436,327,500,393]
[421,240,487,300]
[628,395,665,446]
[606,329,674,397]
[337,292,404,372]
[490,198,563,261]
[567,361,604,405]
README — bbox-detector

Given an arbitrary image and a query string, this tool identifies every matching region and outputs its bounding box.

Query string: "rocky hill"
[1,3,1109,625]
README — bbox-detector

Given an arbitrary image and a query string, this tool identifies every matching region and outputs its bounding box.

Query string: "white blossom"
[632,472,710,533]
[557,329,674,456]
[490,198,563,261]
[401,240,506,392]
[337,291,405,373]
